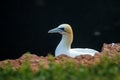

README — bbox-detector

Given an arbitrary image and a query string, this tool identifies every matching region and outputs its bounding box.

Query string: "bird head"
[48,24,73,35]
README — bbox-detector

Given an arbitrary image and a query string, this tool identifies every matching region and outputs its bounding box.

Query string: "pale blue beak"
[48,27,64,33]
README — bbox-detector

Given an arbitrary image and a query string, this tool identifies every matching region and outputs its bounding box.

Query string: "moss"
[0,53,120,80]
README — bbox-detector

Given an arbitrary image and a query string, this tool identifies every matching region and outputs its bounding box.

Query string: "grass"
[0,54,120,80]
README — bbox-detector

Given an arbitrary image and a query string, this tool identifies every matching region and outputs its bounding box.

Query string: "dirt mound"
[0,43,120,71]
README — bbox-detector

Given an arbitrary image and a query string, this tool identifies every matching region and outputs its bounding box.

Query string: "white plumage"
[48,24,99,58]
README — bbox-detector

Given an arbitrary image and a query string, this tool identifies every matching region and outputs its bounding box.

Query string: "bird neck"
[61,33,73,49]
[55,32,73,55]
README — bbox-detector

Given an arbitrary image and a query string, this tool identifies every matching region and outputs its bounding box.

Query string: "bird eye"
[59,27,65,32]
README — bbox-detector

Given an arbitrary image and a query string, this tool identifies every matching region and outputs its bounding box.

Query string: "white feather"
[48,24,99,58]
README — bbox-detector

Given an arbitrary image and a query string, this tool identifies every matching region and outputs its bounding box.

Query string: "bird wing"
[69,48,99,57]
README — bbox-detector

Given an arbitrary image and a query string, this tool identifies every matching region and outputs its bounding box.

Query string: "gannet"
[48,24,99,58]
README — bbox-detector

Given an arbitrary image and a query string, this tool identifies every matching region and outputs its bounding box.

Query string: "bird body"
[48,24,99,58]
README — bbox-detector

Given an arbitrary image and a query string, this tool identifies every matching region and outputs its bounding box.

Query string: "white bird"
[48,24,99,58]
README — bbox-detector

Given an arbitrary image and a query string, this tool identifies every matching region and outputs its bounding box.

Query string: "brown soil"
[0,43,120,71]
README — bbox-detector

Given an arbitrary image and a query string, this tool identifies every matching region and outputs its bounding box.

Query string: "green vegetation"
[0,55,120,80]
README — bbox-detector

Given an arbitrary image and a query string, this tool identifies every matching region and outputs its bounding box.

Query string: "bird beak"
[48,27,62,33]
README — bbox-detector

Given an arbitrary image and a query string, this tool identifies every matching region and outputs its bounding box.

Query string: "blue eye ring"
[59,27,66,32]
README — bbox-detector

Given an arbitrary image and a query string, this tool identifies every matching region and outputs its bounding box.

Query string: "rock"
[0,43,120,71]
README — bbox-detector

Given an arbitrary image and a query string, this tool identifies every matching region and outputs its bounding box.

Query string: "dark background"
[0,0,120,60]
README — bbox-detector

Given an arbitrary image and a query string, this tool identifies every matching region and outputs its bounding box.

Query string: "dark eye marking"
[59,27,65,32]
